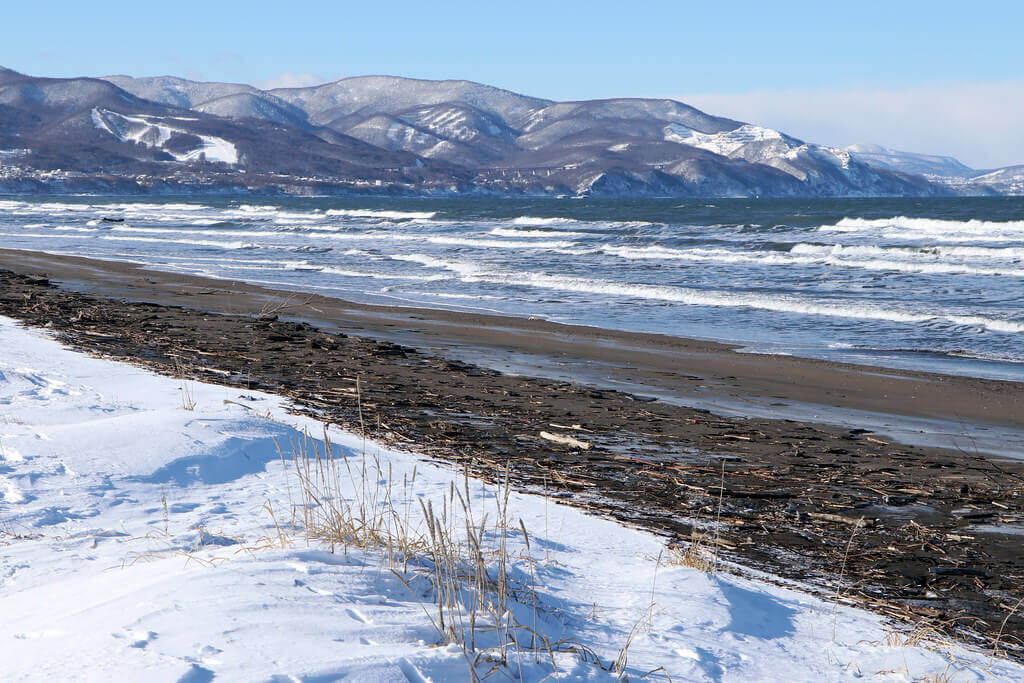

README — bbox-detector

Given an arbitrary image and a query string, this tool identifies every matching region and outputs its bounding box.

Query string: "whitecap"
[488,227,591,238]
[393,254,1024,334]
[325,208,437,220]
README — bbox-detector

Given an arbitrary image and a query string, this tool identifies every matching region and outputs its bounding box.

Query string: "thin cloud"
[678,81,1024,170]
[255,71,330,90]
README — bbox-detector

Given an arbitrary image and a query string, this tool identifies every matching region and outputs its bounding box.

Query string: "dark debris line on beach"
[2,269,1023,659]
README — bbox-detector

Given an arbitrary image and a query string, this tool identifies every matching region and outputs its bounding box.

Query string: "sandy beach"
[2,248,1023,656]
[2,248,1021,440]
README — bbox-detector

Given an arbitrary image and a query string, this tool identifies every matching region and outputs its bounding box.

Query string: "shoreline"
[1,248,1021,453]
[1,254,1024,656]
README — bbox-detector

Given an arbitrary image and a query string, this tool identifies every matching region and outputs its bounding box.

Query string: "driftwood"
[539,431,592,450]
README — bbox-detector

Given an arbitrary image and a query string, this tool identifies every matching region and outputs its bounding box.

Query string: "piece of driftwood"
[539,431,592,450]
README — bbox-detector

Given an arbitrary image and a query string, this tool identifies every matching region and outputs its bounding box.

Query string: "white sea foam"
[394,254,1024,333]
[417,236,575,249]
[53,225,101,233]
[789,243,1024,260]
[601,243,1024,277]
[488,227,591,238]
[325,208,437,220]
[0,231,90,240]
[157,259,442,282]
[107,202,209,212]
[819,216,1024,239]
[316,266,445,281]
[96,235,260,250]
[603,245,802,265]
[509,216,656,230]
[829,259,1024,278]
[411,292,503,301]
[109,226,281,239]
[510,216,581,226]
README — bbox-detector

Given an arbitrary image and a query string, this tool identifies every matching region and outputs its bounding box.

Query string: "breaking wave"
[819,216,1024,239]
[325,208,437,220]
[394,254,1024,334]
[601,244,1024,277]
[488,227,591,238]
[510,216,581,226]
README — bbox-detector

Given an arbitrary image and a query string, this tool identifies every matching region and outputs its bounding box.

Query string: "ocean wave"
[508,216,658,230]
[819,215,1024,238]
[394,254,1024,333]
[0,201,96,214]
[316,265,445,281]
[109,226,281,238]
[96,235,261,250]
[790,243,1024,260]
[108,202,209,212]
[84,225,574,251]
[325,208,437,220]
[418,236,575,249]
[236,204,284,213]
[160,258,444,282]
[54,225,101,233]
[603,245,800,264]
[408,292,503,301]
[488,227,591,238]
[510,216,581,226]
[602,243,1024,277]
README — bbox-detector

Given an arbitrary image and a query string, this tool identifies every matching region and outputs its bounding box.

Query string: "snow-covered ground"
[1,315,1021,682]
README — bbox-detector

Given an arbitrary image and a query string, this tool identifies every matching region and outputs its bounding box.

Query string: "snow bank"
[0,316,1019,681]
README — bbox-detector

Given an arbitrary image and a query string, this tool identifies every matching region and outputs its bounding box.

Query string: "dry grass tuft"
[278,424,664,681]
[667,532,717,574]
[172,357,197,411]
[883,619,953,650]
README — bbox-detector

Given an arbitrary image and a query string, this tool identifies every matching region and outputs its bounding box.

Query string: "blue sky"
[6,1,1024,166]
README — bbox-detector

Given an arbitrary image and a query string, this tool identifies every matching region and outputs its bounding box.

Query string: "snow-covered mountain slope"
[970,164,1024,194]
[192,92,310,128]
[846,143,975,178]
[105,75,312,128]
[508,101,928,196]
[102,74,261,109]
[270,75,552,130]
[3,316,1020,681]
[342,113,493,166]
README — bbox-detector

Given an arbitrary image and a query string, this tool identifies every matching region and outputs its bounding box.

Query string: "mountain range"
[0,66,1018,197]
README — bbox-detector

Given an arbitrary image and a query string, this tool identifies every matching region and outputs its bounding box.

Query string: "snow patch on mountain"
[664,123,787,156]
[91,108,238,165]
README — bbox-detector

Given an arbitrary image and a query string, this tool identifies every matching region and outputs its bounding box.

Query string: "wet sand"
[1,249,1023,657]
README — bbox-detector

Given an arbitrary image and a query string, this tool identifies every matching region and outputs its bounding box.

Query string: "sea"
[1,196,1022,383]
